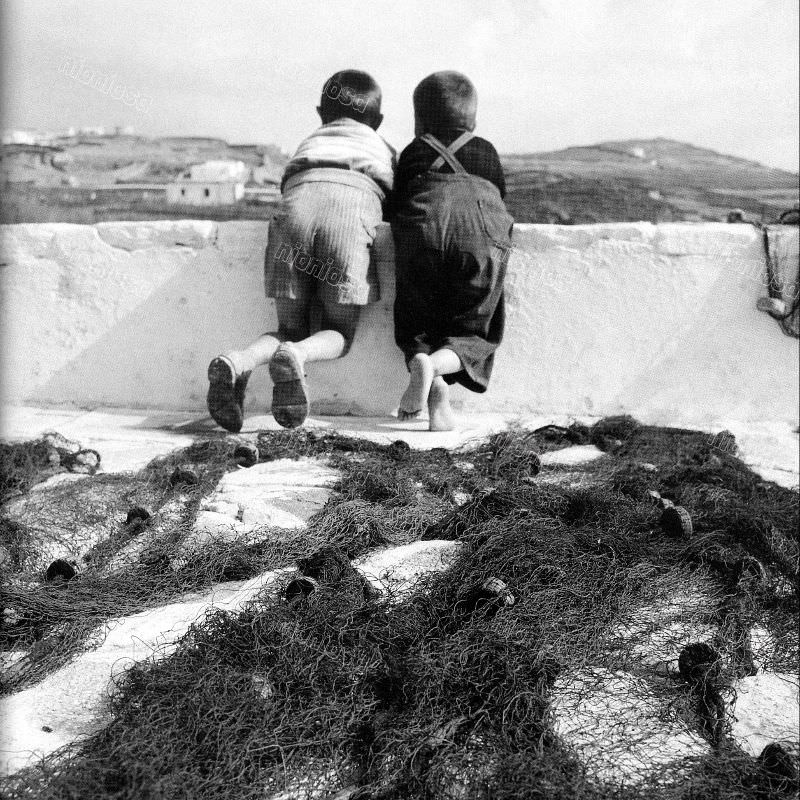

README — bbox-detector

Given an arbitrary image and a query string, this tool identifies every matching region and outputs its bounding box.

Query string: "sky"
[2,0,798,170]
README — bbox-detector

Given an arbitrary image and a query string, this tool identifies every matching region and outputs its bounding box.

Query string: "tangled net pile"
[1,418,797,799]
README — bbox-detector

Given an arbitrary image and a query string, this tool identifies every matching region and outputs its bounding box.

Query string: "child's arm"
[482,140,506,199]
[384,141,412,221]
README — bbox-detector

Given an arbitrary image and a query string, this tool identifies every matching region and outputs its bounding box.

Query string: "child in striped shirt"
[207,70,395,430]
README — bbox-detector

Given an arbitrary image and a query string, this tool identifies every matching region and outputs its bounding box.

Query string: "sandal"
[269,344,309,429]
[207,356,250,433]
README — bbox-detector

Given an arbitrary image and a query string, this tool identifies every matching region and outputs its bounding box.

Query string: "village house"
[166,159,247,205]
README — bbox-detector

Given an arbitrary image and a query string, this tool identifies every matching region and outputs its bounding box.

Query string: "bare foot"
[428,376,456,431]
[398,353,434,420]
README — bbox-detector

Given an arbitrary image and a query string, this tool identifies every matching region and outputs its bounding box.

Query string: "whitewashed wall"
[1,220,797,428]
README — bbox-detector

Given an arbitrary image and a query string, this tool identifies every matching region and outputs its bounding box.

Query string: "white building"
[166,160,249,205]
[78,126,107,137]
[186,160,248,183]
[166,181,245,205]
[2,129,40,145]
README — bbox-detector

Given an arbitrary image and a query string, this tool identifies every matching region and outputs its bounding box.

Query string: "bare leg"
[208,296,311,433]
[429,348,462,377]
[208,334,281,433]
[276,297,360,367]
[427,348,462,431]
[224,333,281,375]
[269,298,361,428]
[398,353,435,420]
[399,348,464,422]
[427,377,456,431]
[396,347,461,430]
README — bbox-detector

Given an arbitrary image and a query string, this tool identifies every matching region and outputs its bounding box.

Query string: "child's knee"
[275,299,311,341]
[321,301,361,348]
[332,323,358,355]
[339,332,357,355]
[277,321,309,341]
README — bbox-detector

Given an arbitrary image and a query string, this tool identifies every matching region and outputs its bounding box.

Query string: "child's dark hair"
[319,70,382,129]
[413,71,477,135]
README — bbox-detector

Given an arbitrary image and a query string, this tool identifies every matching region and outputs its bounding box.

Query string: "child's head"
[318,70,383,130]
[413,71,477,136]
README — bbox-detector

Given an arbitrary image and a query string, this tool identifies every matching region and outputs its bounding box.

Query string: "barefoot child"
[207,70,395,430]
[391,72,513,431]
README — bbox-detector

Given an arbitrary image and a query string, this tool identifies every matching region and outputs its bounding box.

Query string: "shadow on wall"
[614,259,793,426]
[2,220,797,426]
[3,222,407,415]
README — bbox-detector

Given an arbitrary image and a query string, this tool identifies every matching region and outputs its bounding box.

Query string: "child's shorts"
[265,168,384,306]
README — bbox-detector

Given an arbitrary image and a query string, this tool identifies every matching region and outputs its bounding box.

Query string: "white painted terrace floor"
[1,405,798,488]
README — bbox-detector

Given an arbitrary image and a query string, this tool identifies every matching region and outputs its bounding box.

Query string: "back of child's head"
[318,70,383,129]
[413,71,477,136]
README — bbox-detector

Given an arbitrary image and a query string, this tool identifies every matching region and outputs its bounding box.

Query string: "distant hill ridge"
[510,137,794,171]
[500,137,798,223]
[2,134,797,224]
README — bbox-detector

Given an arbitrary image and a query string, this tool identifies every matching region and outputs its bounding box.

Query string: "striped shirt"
[282,118,396,196]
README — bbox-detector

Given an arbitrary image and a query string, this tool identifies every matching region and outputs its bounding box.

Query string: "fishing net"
[1,418,797,799]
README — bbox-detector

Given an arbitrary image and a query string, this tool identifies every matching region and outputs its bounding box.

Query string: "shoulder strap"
[419,131,473,173]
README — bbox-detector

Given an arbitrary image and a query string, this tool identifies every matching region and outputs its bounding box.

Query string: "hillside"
[0,134,288,224]
[0,134,287,187]
[1,135,797,224]
[502,138,799,223]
